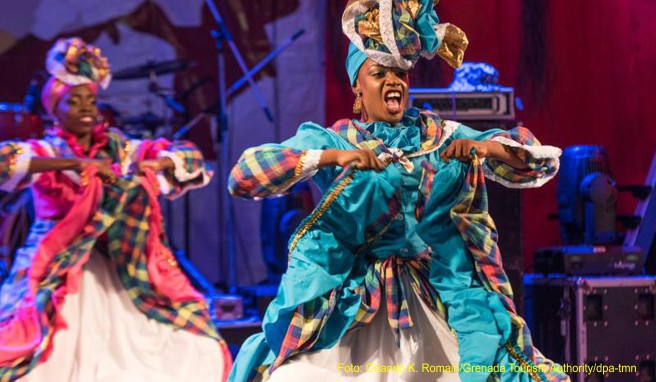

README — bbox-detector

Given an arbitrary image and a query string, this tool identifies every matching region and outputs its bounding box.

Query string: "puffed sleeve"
[108,128,212,199]
[449,121,561,188]
[0,141,34,192]
[228,122,342,199]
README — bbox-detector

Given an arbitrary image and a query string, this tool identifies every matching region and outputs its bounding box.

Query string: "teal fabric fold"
[346,42,368,85]
[228,108,569,382]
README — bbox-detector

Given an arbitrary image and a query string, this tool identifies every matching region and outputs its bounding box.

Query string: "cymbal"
[113,59,195,80]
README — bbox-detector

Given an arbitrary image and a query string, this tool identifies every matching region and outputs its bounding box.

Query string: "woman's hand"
[441,139,528,169]
[131,158,175,175]
[77,158,117,184]
[440,139,490,163]
[320,149,387,171]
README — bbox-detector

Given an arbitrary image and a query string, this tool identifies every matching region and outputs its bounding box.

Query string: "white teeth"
[385,91,401,100]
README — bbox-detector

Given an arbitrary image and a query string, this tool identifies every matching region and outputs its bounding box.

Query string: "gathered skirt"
[14,251,225,382]
[268,280,461,382]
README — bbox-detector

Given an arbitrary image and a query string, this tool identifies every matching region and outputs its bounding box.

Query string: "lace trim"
[157,150,211,197]
[491,136,563,159]
[481,136,561,189]
[379,0,413,69]
[482,165,556,189]
[300,149,322,179]
[342,0,413,69]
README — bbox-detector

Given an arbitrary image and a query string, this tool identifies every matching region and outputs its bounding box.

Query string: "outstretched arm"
[0,142,116,191]
[441,139,529,170]
[444,122,561,188]
[106,128,212,199]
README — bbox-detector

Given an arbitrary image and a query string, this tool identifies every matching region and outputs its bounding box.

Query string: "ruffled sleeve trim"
[482,136,561,189]
[0,142,33,192]
[156,150,211,196]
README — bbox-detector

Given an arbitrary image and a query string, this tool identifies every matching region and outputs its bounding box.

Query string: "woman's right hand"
[319,149,387,171]
[77,158,117,184]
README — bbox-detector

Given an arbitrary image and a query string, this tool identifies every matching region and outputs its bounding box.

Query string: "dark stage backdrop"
[326,0,656,272]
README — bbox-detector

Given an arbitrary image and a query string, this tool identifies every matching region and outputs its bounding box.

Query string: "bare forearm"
[485,141,528,170]
[27,157,80,174]
[318,149,337,168]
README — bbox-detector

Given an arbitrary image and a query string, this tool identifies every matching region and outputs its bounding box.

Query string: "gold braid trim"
[505,342,543,381]
[294,150,307,179]
[274,150,308,195]
[288,170,357,257]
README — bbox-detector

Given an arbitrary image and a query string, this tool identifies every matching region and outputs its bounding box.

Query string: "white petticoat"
[268,283,462,382]
[17,252,224,382]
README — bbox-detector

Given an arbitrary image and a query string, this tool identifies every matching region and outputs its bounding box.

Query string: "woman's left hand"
[440,139,489,163]
[132,158,175,175]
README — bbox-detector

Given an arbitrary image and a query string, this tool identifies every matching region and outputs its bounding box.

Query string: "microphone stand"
[204,0,303,296]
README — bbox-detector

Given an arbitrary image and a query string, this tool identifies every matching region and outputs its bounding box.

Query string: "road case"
[524,275,656,382]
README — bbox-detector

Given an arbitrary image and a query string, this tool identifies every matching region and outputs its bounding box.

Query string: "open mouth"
[384,90,403,114]
[79,116,95,124]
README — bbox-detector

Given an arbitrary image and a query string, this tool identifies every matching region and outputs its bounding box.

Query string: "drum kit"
[0,58,201,142]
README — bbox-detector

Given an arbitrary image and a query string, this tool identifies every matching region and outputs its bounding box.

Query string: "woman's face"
[354,59,409,125]
[54,84,99,137]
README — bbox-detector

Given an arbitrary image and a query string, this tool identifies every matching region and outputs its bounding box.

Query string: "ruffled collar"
[351,108,441,153]
[46,123,108,158]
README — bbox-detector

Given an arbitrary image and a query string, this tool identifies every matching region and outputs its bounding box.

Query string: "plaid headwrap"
[343,0,469,84]
[236,114,568,382]
[41,37,110,116]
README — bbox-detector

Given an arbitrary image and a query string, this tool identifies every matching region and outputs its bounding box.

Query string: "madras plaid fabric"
[354,5,388,53]
[0,175,220,381]
[450,157,569,381]
[0,283,58,381]
[0,185,115,380]
[136,136,210,196]
[251,252,443,382]
[105,176,219,339]
[485,127,559,185]
[330,108,443,156]
[353,0,432,63]
[0,142,31,191]
[415,160,436,221]
[46,128,211,198]
[415,109,444,152]
[0,142,19,185]
[268,287,341,374]
[240,113,567,382]
[350,251,445,335]
[0,131,221,381]
[391,0,423,58]
[228,146,304,199]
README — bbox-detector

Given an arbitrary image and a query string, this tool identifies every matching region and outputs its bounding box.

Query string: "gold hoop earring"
[352,92,362,114]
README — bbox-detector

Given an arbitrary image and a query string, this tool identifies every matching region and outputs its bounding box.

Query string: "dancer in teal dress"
[227,1,570,381]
